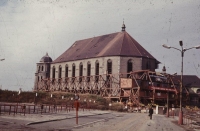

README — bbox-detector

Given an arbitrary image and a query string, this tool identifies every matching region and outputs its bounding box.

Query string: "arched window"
[127,59,133,78]
[58,65,62,79]
[72,63,76,77]
[79,63,83,82]
[65,64,68,78]
[52,66,55,79]
[95,60,99,82]
[72,63,76,82]
[107,59,112,74]
[87,62,91,82]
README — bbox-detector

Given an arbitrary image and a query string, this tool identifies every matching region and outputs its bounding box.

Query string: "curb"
[26,112,110,125]
[58,116,113,130]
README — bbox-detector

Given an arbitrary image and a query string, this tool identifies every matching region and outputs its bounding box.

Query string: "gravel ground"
[72,112,186,131]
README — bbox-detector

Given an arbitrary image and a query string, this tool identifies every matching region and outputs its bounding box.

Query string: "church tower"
[34,53,52,90]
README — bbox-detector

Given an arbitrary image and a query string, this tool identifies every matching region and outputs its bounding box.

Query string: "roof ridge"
[97,32,122,56]
[126,32,143,57]
[127,32,155,59]
[75,32,119,42]
[119,32,125,55]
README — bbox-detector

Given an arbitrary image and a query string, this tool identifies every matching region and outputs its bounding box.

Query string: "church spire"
[121,20,126,31]
[162,65,166,74]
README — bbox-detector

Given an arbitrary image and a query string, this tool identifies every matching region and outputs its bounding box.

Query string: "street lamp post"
[35,93,37,105]
[166,90,169,117]
[162,41,200,125]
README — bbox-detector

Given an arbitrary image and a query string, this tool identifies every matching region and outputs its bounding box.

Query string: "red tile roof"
[53,31,159,63]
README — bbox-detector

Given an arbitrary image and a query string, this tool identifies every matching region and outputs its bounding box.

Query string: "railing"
[0,103,97,116]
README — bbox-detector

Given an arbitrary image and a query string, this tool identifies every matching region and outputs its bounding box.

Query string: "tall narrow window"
[107,59,112,74]
[72,64,76,82]
[58,65,62,79]
[52,66,55,79]
[42,66,44,71]
[38,66,40,72]
[65,64,68,78]
[87,62,91,82]
[146,56,151,70]
[146,62,149,69]
[79,63,83,82]
[149,61,151,70]
[95,61,99,82]
[127,59,133,78]
[107,59,112,81]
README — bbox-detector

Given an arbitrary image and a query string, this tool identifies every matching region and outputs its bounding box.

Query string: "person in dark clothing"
[149,107,153,120]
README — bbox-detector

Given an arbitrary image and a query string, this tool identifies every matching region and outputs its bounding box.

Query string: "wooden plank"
[120,78,132,88]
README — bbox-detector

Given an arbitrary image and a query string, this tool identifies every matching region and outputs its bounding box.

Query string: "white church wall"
[120,57,142,73]
[50,56,121,79]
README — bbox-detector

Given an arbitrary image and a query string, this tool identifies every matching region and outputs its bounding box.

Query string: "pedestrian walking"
[149,107,153,120]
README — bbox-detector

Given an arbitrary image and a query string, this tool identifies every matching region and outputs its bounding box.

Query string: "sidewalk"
[0,109,110,125]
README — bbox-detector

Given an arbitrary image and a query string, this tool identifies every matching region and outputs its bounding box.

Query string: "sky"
[0,0,200,91]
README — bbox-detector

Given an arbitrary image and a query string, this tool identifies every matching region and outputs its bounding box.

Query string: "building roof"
[39,53,52,63]
[53,31,159,63]
[174,75,200,87]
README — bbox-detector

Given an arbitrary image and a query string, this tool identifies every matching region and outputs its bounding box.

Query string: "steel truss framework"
[36,70,188,106]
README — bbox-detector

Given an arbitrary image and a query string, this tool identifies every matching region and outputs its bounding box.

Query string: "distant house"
[174,75,200,107]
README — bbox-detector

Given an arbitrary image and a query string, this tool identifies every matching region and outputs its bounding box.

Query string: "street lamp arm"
[162,44,182,52]
[171,47,181,52]
[183,47,195,51]
[183,45,200,51]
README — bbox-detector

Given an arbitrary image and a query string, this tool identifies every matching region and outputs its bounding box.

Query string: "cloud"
[0,0,200,91]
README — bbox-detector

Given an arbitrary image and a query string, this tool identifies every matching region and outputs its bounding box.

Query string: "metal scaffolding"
[36,70,188,107]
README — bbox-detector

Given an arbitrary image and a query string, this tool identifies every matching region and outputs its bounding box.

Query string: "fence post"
[13,105,15,116]
[16,104,18,114]
[41,104,43,114]
[9,105,11,115]
[34,105,35,113]
[23,104,26,116]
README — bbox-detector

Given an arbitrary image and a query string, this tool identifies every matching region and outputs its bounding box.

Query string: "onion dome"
[40,53,52,63]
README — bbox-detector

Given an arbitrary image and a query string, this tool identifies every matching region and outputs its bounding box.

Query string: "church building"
[34,23,161,103]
